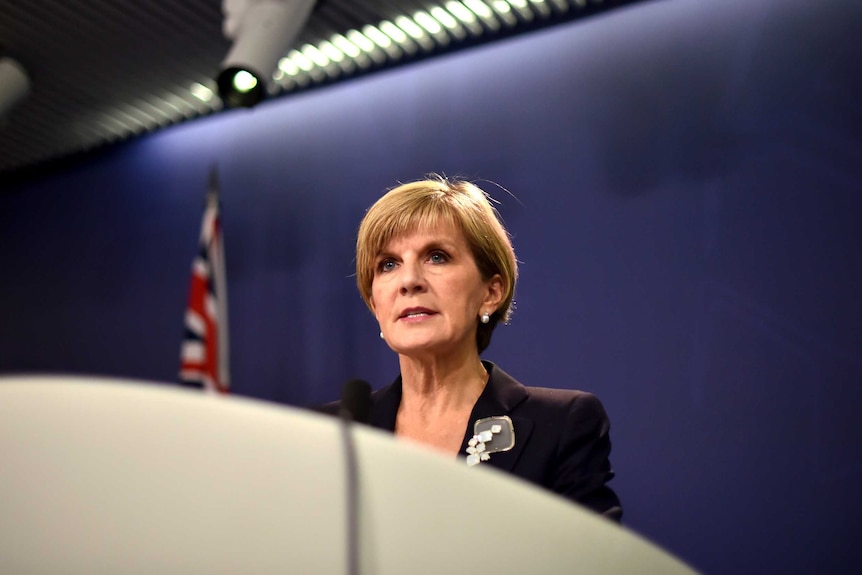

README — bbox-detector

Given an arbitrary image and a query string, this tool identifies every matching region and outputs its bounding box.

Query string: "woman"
[346,175,621,521]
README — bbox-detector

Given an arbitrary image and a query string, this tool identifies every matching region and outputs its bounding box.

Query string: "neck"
[398,353,488,414]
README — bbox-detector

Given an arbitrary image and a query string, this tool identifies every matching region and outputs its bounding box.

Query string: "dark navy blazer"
[325,361,622,521]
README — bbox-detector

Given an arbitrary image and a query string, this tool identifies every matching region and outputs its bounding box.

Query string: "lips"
[398,307,436,320]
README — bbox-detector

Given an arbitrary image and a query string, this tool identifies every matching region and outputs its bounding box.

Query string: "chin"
[388,336,446,356]
[390,342,438,356]
[391,337,470,361]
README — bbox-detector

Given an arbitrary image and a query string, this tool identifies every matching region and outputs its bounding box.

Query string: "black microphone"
[339,379,372,424]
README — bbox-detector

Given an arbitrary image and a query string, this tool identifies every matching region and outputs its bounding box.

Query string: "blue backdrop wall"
[1,0,860,573]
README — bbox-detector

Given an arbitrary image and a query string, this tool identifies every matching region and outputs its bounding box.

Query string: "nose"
[399,260,427,295]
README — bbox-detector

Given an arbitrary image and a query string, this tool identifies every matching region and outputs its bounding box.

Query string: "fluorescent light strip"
[379,20,408,44]
[414,11,441,35]
[331,34,361,58]
[278,57,300,76]
[430,6,459,29]
[347,29,387,65]
[396,15,425,40]
[319,40,358,74]
[331,33,372,70]
[465,0,493,19]
[429,6,467,40]
[466,0,502,31]
[445,1,484,35]
[302,44,330,68]
[489,1,519,27]
[346,29,375,53]
[289,49,315,72]
[266,1,600,92]
[365,24,405,59]
[363,24,392,49]
[379,20,419,56]
[190,82,214,103]
[395,16,437,51]
[507,0,535,21]
[492,0,512,13]
[302,44,343,79]
[530,0,552,17]
[446,1,477,23]
[412,10,451,46]
[319,41,344,63]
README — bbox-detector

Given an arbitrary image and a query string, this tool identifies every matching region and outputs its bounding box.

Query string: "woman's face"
[370,222,502,360]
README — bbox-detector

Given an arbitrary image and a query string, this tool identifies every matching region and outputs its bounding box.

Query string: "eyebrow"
[375,237,459,259]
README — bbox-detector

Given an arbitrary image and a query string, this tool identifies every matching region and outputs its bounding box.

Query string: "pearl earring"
[480,312,490,324]
[379,331,385,339]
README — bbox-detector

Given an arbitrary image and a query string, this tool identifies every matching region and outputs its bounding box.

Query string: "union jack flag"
[180,168,230,393]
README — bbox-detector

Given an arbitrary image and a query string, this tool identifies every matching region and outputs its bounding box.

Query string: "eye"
[428,250,449,264]
[376,258,397,273]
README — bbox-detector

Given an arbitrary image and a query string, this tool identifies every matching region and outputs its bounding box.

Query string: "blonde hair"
[356,176,517,353]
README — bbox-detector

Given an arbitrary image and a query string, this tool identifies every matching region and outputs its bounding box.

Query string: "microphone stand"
[338,380,371,575]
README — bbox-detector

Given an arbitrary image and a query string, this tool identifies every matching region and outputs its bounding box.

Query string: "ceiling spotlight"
[0,57,31,119]
[216,0,316,108]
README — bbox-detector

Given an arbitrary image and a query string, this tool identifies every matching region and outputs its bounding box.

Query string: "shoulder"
[486,362,607,420]
[484,364,621,520]
[518,386,614,459]
[514,386,612,452]
[484,363,613,452]
[522,387,611,427]
[523,386,605,409]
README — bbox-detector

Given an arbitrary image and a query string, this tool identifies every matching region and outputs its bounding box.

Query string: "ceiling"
[0,0,635,185]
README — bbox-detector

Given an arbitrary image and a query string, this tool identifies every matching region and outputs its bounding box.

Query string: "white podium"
[0,376,696,574]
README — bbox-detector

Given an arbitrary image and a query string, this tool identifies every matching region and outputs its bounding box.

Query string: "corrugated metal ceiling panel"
[0,0,635,183]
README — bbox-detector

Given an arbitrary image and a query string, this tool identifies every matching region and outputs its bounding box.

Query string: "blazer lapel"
[460,362,534,473]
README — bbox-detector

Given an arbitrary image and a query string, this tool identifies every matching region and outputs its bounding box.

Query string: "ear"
[483,274,505,312]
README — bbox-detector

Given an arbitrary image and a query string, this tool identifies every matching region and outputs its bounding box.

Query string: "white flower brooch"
[465,415,515,466]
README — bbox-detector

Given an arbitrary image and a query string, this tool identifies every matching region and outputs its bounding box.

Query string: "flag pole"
[209,166,231,392]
